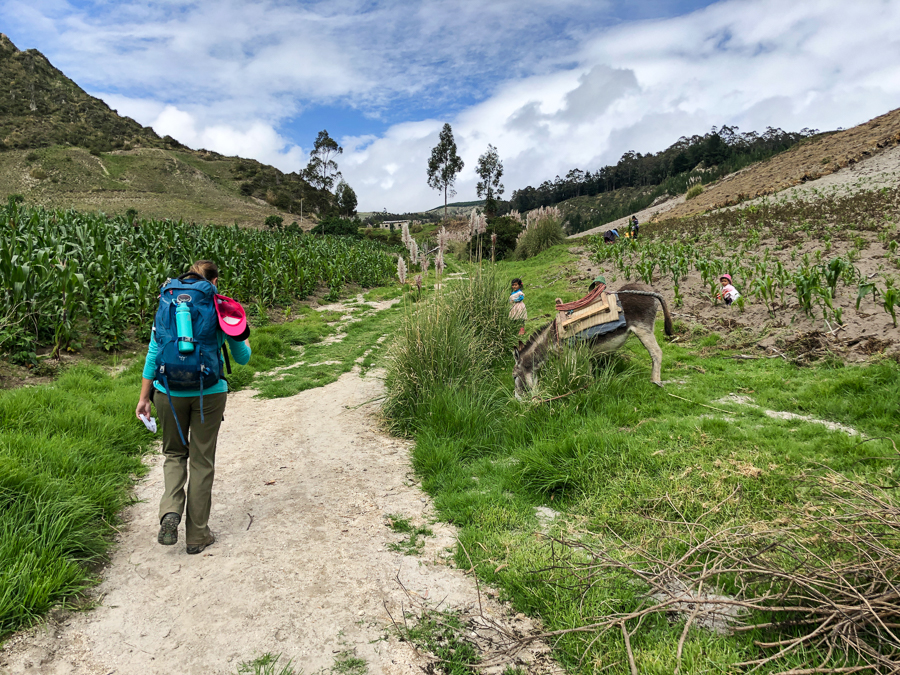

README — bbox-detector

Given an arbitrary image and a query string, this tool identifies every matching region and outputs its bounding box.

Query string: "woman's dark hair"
[189,260,219,281]
[511,278,523,289]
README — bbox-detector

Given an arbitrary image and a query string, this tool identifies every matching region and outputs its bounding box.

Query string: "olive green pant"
[155,391,227,546]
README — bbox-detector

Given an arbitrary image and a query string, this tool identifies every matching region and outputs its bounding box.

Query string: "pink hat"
[215,294,250,340]
[720,274,732,283]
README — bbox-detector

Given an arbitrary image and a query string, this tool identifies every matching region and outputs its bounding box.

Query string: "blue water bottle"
[175,302,195,353]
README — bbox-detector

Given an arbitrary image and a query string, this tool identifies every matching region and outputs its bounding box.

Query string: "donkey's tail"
[657,293,674,336]
[616,289,674,336]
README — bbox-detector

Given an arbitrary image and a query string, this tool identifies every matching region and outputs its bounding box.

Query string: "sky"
[3,0,900,212]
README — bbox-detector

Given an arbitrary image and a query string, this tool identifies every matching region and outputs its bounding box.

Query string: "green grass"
[394,609,481,675]
[249,300,403,399]
[385,514,433,554]
[0,364,155,636]
[330,648,367,675]
[0,146,284,226]
[236,653,299,675]
[382,258,900,674]
[491,242,593,332]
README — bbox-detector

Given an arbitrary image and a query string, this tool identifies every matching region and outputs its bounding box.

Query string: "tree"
[311,216,361,237]
[335,180,358,217]
[265,214,284,230]
[475,144,504,216]
[303,130,343,192]
[426,123,464,220]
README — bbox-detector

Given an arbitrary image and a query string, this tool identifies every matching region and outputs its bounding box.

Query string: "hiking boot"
[186,533,215,555]
[157,512,181,546]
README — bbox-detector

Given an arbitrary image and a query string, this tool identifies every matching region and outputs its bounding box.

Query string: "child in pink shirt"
[718,274,741,306]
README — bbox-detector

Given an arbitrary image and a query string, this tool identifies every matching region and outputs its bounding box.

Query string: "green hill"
[0,33,320,226]
[425,199,486,215]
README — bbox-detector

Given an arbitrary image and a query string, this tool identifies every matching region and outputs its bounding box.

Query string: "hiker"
[718,274,741,306]
[629,215,639,238]
[509,278,527,336]
[135,260,252,555]
[602,228,619,244]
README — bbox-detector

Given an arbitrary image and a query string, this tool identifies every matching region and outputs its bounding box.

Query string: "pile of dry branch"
[531,467,900,674]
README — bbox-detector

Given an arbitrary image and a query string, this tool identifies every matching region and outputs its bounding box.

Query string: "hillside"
[0,34,318,227]
[425,199,486,215]
[657,106,900,221]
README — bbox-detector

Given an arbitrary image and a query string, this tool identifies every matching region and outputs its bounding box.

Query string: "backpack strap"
[222,341,232,375]
[178,271,206,282]
[158,367,188,446]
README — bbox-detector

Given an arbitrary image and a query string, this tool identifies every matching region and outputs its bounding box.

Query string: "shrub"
[686,184,704,200]
[310,216,362,237]
[514,208,565,260]
[264,215,284,230]
[446,239,467,259]
[383,271,518,433]
[486,216,524,260]
[29,168,47,180]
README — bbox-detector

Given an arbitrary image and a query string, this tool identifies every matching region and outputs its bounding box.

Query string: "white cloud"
[150,104,307,170]
[342,0,900,210]
[3,0,899,211]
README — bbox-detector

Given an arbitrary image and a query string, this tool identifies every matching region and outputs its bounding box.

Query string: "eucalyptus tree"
[427,123,464,220]
[475,144,504,216]
[303,130,343,192]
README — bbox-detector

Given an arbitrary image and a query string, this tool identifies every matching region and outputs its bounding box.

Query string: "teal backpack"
[153,272,226,444]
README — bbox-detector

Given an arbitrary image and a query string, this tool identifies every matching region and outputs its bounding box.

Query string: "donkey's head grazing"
[512,323,554,399]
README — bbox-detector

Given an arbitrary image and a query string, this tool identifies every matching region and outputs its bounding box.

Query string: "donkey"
[512,283,673,398]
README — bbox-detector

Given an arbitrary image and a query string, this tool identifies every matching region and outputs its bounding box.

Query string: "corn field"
[0,201,395,362]
[587,184,900,325]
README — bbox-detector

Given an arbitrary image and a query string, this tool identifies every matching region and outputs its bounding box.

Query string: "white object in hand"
[139,414,158,433]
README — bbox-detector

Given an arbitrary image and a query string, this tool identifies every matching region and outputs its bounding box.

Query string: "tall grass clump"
[0,365,153,635]
[383,271,518,434]
[513,206,565,260]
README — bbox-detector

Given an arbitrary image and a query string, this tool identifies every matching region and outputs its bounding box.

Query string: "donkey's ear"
[517,340,525,350]
[513,347,520,364]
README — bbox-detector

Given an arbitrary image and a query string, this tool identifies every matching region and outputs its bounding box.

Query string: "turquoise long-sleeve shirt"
[143,329,252,396]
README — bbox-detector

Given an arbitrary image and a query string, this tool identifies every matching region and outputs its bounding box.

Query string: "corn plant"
[821,257,859,299]
[856,282,880,310]
[883,279,899,327]
[792,266,822,316]
[0,203,396,356]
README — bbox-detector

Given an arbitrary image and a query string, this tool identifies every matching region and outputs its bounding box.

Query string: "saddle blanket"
[555,291,624,340]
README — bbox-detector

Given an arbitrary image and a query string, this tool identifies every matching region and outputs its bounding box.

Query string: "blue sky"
[3,0,900,211]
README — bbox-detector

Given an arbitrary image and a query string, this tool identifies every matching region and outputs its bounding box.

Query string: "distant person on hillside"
[718,274,741,306]
[135,260,252,555]
[602,228,620,244]
[629,215,639,238]
[509,278,527,336]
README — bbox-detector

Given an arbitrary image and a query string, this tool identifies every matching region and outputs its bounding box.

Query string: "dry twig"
[520,469,900,673]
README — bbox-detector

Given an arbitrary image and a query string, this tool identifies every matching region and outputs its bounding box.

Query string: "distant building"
[380,220,410,230]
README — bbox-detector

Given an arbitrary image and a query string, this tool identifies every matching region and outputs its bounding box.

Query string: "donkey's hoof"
[652,380,664,388]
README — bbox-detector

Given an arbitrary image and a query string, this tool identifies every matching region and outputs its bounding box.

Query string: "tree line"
[509,125,820,213]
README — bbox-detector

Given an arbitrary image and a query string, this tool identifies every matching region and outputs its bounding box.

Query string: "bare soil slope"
[657,107,900,221]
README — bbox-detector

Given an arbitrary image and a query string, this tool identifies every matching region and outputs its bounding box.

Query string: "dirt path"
[1,369,546,675]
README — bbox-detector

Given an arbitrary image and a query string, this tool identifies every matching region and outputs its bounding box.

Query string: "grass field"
[0,365,156,635]
[0,146,285,226]
[2,214,898,673]
[383,257,900,674]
